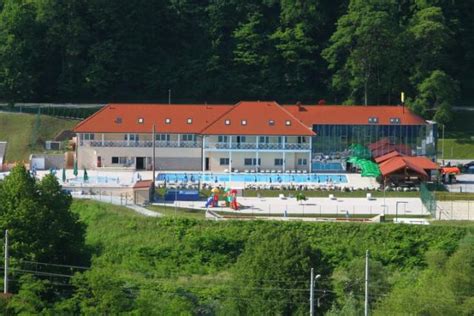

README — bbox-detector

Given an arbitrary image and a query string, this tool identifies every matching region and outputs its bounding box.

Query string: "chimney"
[296,101,303,111]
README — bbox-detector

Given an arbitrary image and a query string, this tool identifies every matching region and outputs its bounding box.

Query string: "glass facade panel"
[312,122,437,158]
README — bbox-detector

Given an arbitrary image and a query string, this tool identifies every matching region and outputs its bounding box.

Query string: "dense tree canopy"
[0,0,472,117]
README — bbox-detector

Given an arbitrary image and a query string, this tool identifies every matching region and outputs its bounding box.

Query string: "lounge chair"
[244,169,249,173]
[367,193,375,200]
[329,194,337,200]
[278,193,286,200]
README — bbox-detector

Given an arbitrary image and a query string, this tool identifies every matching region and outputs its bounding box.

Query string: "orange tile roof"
[200,101,315,136]
[74,103,234,133]
[74,102,427,135]
[379,156,438,177]
[286,104,426,125]
[374,151,402,163]
[133,180,154,189]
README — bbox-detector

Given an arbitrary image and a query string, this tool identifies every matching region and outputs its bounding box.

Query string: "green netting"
[347,157,381,177]
[420,182,436,217]
[349,144,372,159]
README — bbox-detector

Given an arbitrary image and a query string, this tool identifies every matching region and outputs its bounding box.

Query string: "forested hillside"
[0,0,472,123]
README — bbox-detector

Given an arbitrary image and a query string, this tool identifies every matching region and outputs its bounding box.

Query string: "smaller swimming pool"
[157,173,347,184]
[67,176,120,184]
[312,161,345,172]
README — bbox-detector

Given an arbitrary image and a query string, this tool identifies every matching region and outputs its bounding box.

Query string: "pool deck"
[31,169,378,190]
[164,196,427,216]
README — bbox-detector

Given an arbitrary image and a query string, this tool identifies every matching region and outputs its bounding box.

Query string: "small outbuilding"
[133,180,154,205]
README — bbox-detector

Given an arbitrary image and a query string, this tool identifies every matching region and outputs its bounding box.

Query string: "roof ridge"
[276,102,314,132]
[198,102,240,134]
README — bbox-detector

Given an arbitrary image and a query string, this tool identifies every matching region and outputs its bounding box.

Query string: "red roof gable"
[74,103,233,133]
[286,104,426,125]
[200,101,315,136]
[374,151,402,163]
[379,156,438,177]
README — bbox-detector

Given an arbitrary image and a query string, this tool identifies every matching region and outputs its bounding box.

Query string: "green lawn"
[148,204,207,219]
[0,112,78,161]
[437,138,474,159]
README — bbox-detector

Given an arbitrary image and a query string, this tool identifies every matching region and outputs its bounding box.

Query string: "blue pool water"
[67,176,119,184]
[157,173,347,184]
[312,161,345,171]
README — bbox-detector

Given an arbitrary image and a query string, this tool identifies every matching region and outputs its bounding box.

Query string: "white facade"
[76,132,312,172]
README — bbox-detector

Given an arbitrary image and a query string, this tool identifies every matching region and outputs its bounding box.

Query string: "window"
[297,136,307,143]
[155,134,170,141]
[225,119,231,125]
[244,158,261,166]
[83,133,95,140]
[112,157,127,164]
[268,120,275,126]
[368,117,379,124]
[220,158,230,165]
[274,158,283,166]
[124,134,139,141]
[297,158,307,166]
[115,117,122,124]
[236,136,246,143]
[218,135,228,143]
[137,117,144,124]
[241,120,247,125]
[182,134,196,141]
[285,120,291,126]
[390,117,400,124]
[259,136,269,143]
[187,118,193,124]
[165,118,171,124]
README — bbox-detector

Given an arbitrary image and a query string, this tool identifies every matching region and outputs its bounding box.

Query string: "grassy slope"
[72,199,472,276]
[437,110,474,159]
[0,112,78,161]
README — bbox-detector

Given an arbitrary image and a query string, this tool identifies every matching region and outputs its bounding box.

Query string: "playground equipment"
[229,189,239,210]
[205,187,220,208]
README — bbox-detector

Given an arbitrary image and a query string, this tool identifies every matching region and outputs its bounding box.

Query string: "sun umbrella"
[73,160,78,177]
[62,168,66,183]
[83,168,89,182]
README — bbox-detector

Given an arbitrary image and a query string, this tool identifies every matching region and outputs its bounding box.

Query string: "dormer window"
[285,120,291,126]
[368,117,379,124]
[187,118,192,124]
[115,117,122,124]
[165,118,171,124]
[241,120,247,126]
[225,119,231,125]
[390,117,400,124]
[268,120,275,126]
[137,117,144,124]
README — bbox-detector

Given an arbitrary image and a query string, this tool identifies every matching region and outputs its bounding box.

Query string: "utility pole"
[441,124,445,161]
[364,250,369,316]
[310,268,321,316]
[4,230,8,294]
[310,268,314,316]
[152,123,156,201]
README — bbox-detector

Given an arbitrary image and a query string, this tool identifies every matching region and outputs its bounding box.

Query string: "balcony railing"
[83,140,202,148]
[205,142,310,150]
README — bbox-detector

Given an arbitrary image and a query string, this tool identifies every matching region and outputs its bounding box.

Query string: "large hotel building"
[74,101,437,172]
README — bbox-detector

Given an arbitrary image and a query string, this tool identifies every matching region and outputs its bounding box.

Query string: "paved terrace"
[32,169,377,190]
[163,196,427,217]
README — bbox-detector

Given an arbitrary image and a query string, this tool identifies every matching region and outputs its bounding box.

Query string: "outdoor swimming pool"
[66,176,120,184]
[157,173,347,184]
[312,161,345,172]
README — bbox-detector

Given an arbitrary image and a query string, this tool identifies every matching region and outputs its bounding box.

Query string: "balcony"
[205,142,310,151]
[82,140,202,148]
